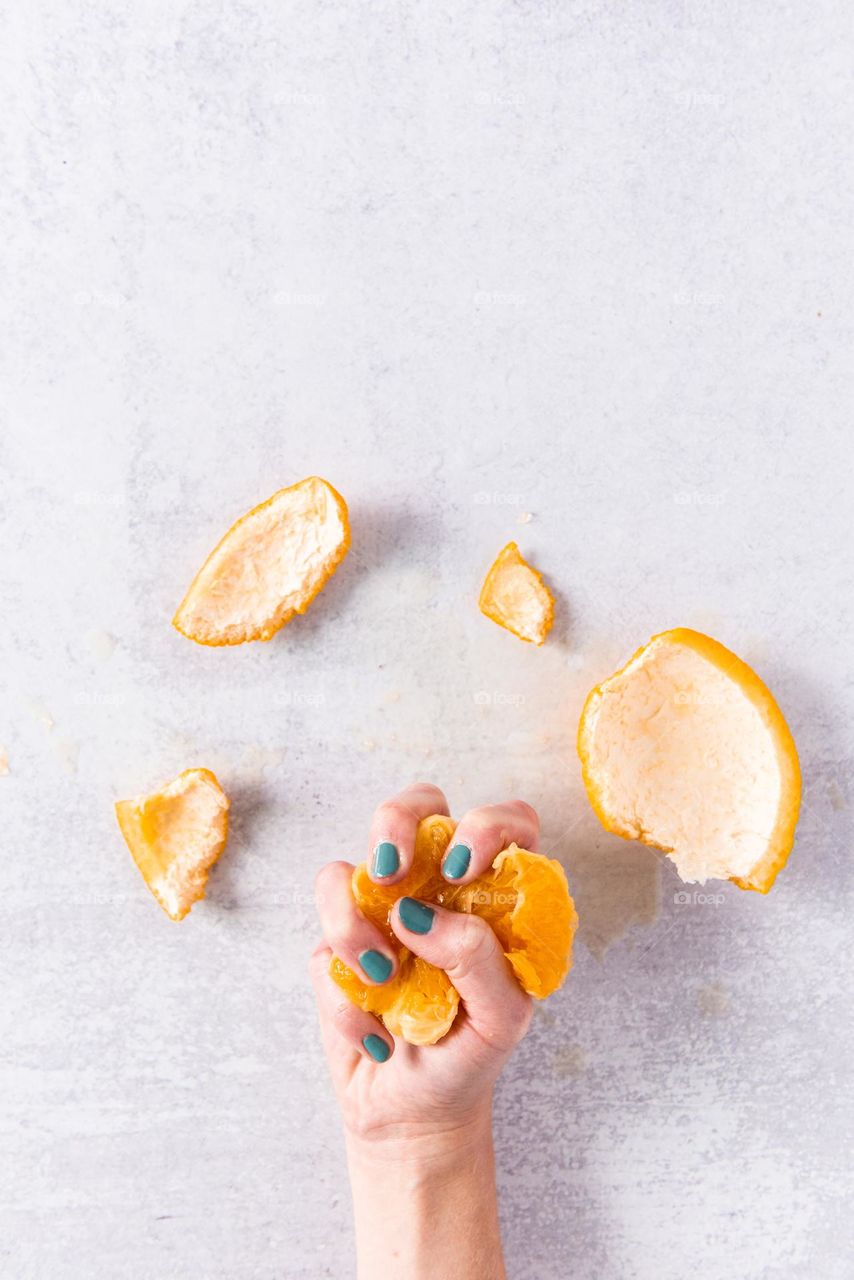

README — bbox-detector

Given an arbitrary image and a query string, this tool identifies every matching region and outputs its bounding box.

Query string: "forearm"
[346,1108,506,1280]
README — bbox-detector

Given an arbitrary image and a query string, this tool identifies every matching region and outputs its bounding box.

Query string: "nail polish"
[359,949,393,983]
[398,897,434,934]
[362,1033,390,1063]
[372,841,399,878]
[442,843,471,880]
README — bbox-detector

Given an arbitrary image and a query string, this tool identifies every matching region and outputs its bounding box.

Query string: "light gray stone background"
[2,2,852,1277]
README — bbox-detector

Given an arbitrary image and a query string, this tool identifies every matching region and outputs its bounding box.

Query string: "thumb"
[389,897,531,1051]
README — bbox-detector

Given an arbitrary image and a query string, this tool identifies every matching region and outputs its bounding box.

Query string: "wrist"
[345,1102,504,1280]
[345,1101,493,1173]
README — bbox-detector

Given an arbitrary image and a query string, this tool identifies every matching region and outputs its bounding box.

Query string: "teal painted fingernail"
[359,949,393,983]
[443,843,471,880]
[398,897,434,934]
[362,1033,390,1063]
[372,841,399,878]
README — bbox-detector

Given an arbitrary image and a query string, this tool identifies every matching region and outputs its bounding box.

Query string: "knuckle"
[308,944,332,986]
[492,995,533,1053]
[511,995,534,1041]
[332,997,353,1025]
[314,859,349,900]
[510,799,539,828]
[408,781,445,801]
[464,805,495,826]
[452,913,498,974]
[372,800,401,830]
[457,807,499,842]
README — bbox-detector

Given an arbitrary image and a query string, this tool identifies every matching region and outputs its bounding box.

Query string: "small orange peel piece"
[115,768,230,920]
[479,541,554,644]
[173,475,350,645]
[577,628,801,893]
[330,814,577,1045]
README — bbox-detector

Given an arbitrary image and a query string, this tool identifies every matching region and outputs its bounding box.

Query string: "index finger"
[366,782,450,884]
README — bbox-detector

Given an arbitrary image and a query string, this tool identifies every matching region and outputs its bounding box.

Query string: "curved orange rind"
[330,814,577,1045]
[577,628,801,893]
[479,541,554,645]
[115,768,229,920]
[173,475,350,646]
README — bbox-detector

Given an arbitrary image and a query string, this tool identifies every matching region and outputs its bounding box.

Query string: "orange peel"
[331,814,578,1045]
[173,476,350,645]
[577,628,801,893]
[115,768,229,919]
[479,541,554,644]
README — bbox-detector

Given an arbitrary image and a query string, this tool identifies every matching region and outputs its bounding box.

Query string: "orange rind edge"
[478,541,555,646]
[115,767,230,920]
[577,628,801,894]
[172,476,351,647]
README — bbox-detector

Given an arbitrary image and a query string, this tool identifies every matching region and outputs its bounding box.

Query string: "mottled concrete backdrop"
[2,2,852,1277]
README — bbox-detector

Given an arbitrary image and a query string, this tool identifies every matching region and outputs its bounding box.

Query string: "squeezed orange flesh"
[330,815,577,1045]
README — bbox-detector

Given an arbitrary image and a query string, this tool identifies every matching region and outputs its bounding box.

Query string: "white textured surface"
[2,3,853,1278]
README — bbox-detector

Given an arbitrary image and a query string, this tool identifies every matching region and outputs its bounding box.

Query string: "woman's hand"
[310,783,540,1280]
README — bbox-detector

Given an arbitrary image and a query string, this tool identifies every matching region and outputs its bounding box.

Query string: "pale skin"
[310,782,541,1280]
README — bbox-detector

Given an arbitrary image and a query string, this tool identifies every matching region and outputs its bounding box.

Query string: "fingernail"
[442,843,471,880]
[372,841,399,878]
[398,897,434,934]
[362,1033,391,1063]
[359,949,393,983]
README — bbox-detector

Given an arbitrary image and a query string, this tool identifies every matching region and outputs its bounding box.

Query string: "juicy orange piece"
[332,953,461,1048]
[115,768,229,919]
[578,628,801,893]
[173,476,350,645]
[479,541,554,644]
[441,846,577,998]
[330,815,577,1045]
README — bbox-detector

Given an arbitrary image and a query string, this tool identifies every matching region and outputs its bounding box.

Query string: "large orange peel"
[330,815,578,1045]
[479,541,554,644]
[173,476,350,645]
[578,628,801,893]
[115,768,229,919]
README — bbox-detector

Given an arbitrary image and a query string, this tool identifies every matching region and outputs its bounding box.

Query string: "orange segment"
[381,958,460,1046]
[330,815,577,1045]
[173,476,350,646]
[332,953,460,1048]
[442,845,577,998]
[479,541,554,644]
[577,628,801,893]
[115,768,229,919]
